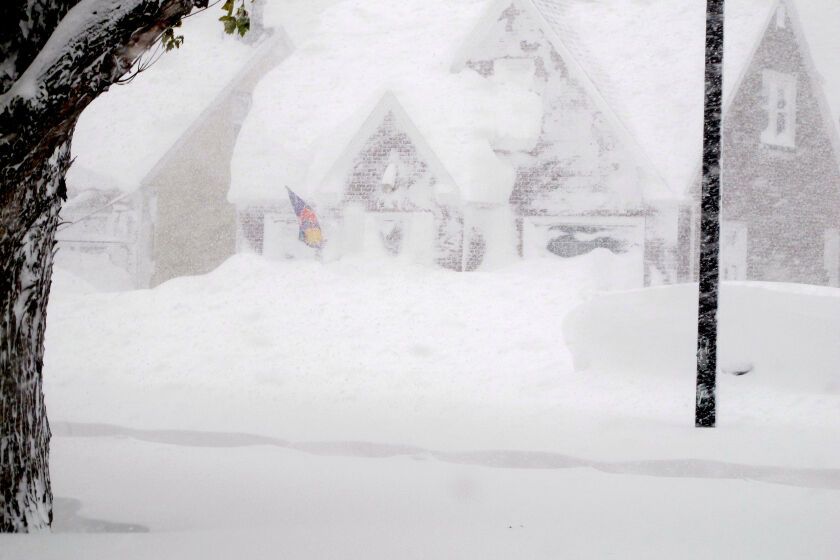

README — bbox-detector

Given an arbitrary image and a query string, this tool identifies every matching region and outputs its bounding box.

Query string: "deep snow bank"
[563,283,840,394]
[44,255,840,462]
[44,254,587,433]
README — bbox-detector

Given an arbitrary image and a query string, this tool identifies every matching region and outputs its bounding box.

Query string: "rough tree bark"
[696,0,725,428]
[1,0,206,532]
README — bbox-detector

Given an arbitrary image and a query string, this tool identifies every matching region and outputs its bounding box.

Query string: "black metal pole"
[696,0,725,428]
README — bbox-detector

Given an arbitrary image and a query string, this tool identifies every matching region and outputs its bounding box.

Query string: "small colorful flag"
[286,187,324,248]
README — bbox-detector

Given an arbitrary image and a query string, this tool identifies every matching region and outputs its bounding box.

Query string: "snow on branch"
[0,0,202,174]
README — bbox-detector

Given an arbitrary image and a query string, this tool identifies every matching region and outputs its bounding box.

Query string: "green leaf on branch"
[236,16,250,37]
[235,6,250,36]
[220,0,251,36]
[219,14,237,34]
[161,27,184,51]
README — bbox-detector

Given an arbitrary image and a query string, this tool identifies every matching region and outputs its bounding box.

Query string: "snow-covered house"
[527,0,840,288]
[235,91,470,269]
[230,0,685,284]
[454,0,676,286]
[231,0,840,287]
[60,5,290,289]
[230,0,542,271]
[684,0,840,286]
[57,166,153,289]
[320,93,469,269]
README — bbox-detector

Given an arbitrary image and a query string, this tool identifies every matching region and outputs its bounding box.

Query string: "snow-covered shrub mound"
[52,251,136,293]
[563,283,840,394]
[50,267,98,296]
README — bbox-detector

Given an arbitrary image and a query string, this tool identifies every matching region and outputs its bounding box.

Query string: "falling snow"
[2,0,840,556]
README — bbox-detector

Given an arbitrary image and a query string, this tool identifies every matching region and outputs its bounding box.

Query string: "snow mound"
[44,254,840,461]
[563,283,840,394]
[50,267,98,296]
[52,251,136,293]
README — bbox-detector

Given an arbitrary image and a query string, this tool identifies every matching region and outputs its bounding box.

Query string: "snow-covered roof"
[261,0,346,47]
[236,0,840,207]
[66,7,277,193]
[63,162,121,195]
[532,0,840,194]
[451,0,675,202]
[229,0,543,206]
[317,92,464,205]
[69,0,840,203]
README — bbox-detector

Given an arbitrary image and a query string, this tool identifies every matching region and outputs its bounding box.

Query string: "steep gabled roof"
[452,0,673,201]
[792,0,840,128]
[683,0,840,195]
[67,8,281,193]
[752,1,840,177]
[140,31,289,188]
[539,0,840,196]
[318,92,462,206]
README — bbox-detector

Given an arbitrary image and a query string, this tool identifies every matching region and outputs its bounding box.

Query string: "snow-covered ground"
[4,436,839,559]
[2,254,838,558]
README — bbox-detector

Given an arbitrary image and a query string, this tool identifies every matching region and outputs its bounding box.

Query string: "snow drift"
[563,282,840,394]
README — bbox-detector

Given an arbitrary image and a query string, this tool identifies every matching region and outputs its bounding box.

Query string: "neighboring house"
[60,5,290,288]
[684,1,840,286]
[518,0,840,288]
[145,36,285,286]
[454,0,676,286]
[57,166,152,290]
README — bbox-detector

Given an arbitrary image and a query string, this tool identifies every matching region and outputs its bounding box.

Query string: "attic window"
[760,70,797,149]
[381,149,400,193]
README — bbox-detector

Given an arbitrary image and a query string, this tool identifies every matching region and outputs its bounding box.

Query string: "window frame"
[760,69,797,149]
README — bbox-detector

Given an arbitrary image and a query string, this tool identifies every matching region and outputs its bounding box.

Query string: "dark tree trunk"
[0,0,204,532]
[0,141,69,532]
[696,0,725,428]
